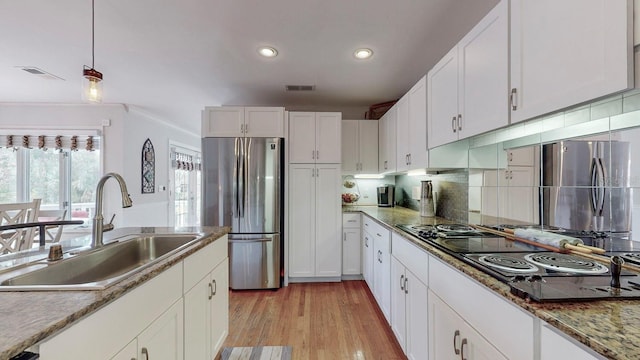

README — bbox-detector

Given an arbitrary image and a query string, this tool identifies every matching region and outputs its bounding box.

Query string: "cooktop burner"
[477,254,539,273]
[523,253,608,275]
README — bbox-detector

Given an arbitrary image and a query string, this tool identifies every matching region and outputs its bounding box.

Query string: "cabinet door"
[384,106,397,173]
[316,112,342,163]
[428,47,459,149]
[461,320,508,360]
[507,147,534,166]
[390,257,407,352]
[378,113,388,172]
[373,231,391,322]
[289,112,317,163]
[362,231,374,288]
[184,274,212,360]
[202,107,244,137]
[341,120,359,172]
[210,258,229,355]
[244,107,284,137]
[396,95,410,172]
[405,271,428,360]
[408,76,428,167]
[510,0,632,123]
[288,164,316,277]
[315,164,342,276]
[458,0,508,139]
[111,339,137,360]
[343,227,361,275]
[359,120,379,173]
[137,299,184,360]
[429,292,462,360]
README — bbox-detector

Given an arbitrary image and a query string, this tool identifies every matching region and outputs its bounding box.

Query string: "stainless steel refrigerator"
[542,140,632,233]
[202,137,283,289]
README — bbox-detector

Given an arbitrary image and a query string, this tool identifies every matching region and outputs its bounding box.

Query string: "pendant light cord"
[91,0,95,69]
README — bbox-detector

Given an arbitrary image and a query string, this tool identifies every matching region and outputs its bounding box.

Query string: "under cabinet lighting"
[407,169,427,177]
[354,174,384,179]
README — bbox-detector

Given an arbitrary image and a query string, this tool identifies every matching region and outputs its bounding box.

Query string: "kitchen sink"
[0,233,202,291]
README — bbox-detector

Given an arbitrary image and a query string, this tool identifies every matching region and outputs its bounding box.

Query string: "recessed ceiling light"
[354,48,373,60]
[258,46,278,58]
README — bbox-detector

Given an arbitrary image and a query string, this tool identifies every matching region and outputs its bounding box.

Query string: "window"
[169,144,201,227]
[0,134,101,226]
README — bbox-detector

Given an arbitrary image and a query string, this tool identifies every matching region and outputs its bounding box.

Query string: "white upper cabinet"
[342,119,379,174]
[379,107,397,174]
[289,112,342,164]
[202,106,285,137]
[428,0,508,149]
[397,76,428,172]
[510,0,633,123]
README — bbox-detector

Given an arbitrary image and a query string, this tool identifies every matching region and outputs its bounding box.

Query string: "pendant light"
[82,0,103,103]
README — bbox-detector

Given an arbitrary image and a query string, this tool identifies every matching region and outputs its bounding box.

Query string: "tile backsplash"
[394,171,469,223]
[341,176,395,206]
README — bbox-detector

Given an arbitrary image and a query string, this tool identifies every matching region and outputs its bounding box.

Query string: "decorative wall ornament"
[70,136,78,151]
[86,136,94,151]
[141,138,155,194]
[22,135,31,149]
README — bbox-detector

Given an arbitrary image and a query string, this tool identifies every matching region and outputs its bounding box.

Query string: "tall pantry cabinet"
[288,112,343,280]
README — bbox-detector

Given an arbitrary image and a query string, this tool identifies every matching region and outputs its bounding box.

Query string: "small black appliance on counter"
[377,185,395,207]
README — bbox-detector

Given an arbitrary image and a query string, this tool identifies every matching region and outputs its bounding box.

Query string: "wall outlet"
[102,119,111,126]
[411,186,421,200]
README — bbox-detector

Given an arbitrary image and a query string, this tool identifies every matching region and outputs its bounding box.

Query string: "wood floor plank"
[220,281,406,360]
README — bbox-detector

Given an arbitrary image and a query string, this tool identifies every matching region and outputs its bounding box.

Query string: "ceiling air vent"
[285,85,315,91]
[16,66,65,81]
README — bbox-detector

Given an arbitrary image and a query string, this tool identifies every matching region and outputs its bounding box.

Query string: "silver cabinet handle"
[408,153,412,165]
[460,338,468,360]
[316,150,319,159]
[208,282,213,300]
[452,116,457,133]
[400,274,405,291]
[312,150,315,160]
[141,347,149,360]
[510,88,518,111]
[212,279,217,296]
[364,236,369,247]
[378,250,383,263]
[457,114,462,131]
[245,124,248,133]
[453,330,461,355]
[384,160,388,169]
[376,233,382,237]
[343,233,347,242]
[404,276,408,294]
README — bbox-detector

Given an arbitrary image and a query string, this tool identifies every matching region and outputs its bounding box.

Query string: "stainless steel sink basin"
[0,234,202,291]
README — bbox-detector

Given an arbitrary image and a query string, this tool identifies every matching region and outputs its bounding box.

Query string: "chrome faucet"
[91,172,133,248]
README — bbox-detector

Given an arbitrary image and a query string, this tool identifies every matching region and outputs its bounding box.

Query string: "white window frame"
[167,140,201,227]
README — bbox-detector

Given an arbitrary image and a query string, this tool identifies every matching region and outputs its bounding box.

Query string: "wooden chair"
[36,209,68,243]
[0,199,41,254]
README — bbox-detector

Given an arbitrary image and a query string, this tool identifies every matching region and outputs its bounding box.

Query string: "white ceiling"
[0,0,499,133]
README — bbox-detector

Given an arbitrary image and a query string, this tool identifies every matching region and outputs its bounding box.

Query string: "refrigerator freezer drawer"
[228,233,281,290]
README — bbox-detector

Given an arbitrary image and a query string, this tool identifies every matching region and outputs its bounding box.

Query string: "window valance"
[170,148,201,171]
[0,134,100,151]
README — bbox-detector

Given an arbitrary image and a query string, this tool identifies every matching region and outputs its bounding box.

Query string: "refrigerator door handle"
[229,238,272,243]
[243,138,249,218]
[234,138,241,218]
[596,158,606,215]
[590,158,598,213]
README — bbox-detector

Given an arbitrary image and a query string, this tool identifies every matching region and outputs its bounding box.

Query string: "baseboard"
[288,276,342,283]
[341,274,364,281]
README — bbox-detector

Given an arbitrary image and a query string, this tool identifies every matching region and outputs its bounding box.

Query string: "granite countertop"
[343,205,640,360]
[0,226,229,360]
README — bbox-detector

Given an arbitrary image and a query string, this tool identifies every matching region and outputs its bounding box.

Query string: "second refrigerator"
[202,137,283,289]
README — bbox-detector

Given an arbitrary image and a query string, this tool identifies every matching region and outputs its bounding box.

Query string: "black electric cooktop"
[395,223,640,302]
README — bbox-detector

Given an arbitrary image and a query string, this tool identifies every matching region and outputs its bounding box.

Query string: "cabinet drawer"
[362,215,389,242]
[391,232,428,285]
[183,235,228,292]
[343,213,361,227]
[429,256,534,360]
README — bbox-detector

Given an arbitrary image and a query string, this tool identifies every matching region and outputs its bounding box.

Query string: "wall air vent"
[16,66,65,81]
[285,85,315,91]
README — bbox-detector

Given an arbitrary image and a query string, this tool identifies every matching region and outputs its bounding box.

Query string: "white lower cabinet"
[540,323,604,360]
[429,256,534,360]
[342,214,361,276]
[362,229,374,288]
[391,257,428,360]
[38,237,229,360]
[362,215,391,322]
[429,291,507,360]
[391,232,429,360]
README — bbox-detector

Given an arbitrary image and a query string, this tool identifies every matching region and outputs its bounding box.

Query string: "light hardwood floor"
[220,280,407,360]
